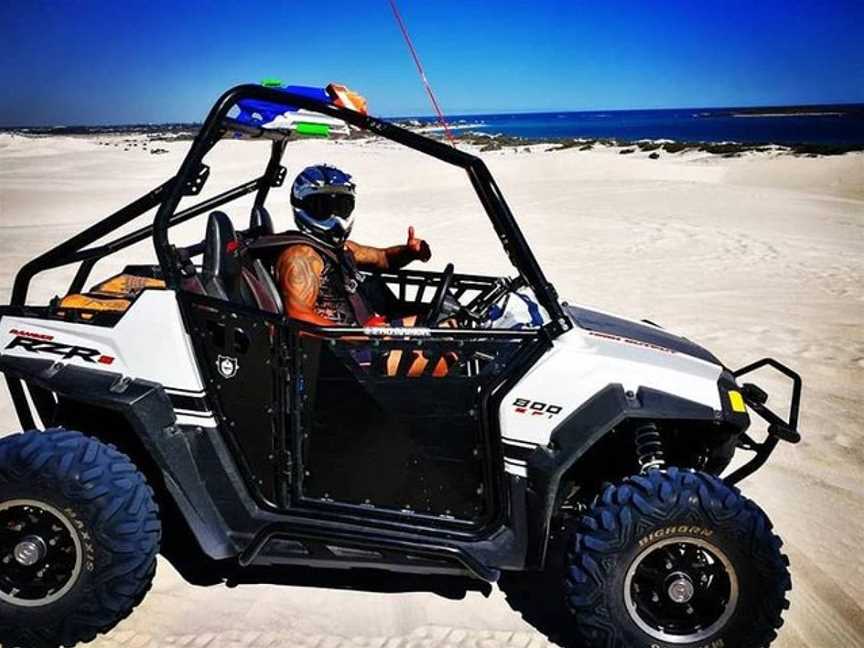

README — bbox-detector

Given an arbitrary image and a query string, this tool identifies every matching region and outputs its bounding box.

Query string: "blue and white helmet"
[291,165,356,246]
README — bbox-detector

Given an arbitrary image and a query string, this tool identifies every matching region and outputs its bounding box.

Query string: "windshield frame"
[153,84,569,335]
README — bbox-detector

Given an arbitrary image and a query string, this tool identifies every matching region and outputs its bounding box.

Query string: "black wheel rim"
[624,536,738,643]
[0,500,82,607]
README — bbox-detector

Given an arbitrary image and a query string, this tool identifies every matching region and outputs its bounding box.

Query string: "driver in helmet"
[276,164,431,326]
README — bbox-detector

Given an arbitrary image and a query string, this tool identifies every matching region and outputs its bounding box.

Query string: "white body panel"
[0,290,723,473]
[0,290,213,426]
[499,310,723,475]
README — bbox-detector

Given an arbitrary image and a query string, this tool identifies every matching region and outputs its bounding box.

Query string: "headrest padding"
[250,205,274,235]
[203,211,240,279]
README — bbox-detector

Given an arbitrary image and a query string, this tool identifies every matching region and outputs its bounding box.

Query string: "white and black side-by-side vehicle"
[0,83,801,648]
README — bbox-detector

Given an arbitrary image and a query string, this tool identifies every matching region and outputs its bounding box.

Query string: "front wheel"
[565,468,791,648]
[0,429,161,648]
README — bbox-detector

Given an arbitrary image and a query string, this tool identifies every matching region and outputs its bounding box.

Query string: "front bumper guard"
[724,358,802,485]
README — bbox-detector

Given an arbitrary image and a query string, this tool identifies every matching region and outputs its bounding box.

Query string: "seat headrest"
[250,205,274,235]
[203,211,240,279]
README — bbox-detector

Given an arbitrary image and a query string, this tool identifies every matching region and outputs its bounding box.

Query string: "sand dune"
[0,133,862,647]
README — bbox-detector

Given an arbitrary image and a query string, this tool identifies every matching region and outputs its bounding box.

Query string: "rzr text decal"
[5,334,115,365]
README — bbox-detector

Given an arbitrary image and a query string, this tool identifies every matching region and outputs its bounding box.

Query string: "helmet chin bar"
[295,210,355,247]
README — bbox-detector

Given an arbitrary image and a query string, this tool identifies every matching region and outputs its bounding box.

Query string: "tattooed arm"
[276,245,336,326]
[347,226,431,271]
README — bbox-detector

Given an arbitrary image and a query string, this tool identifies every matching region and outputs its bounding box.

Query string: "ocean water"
[430,105,864,145]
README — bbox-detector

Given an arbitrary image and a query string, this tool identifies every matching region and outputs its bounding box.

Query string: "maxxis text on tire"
[0,429,161,648]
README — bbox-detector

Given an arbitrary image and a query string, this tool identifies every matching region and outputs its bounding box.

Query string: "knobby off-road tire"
[500,468,790,648]
[499,519,581,648]
[567,468,790,648]
[0,429,161,648]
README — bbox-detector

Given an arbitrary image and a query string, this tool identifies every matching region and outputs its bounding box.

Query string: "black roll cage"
[9,83,571,338]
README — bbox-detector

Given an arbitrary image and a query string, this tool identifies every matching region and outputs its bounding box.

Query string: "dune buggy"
[0,82,800,648]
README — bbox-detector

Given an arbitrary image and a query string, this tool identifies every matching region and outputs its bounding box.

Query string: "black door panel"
[296,335,524,525]
[184,295,286,507]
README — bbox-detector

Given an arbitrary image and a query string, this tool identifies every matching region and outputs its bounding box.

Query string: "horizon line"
[1,100,862,130]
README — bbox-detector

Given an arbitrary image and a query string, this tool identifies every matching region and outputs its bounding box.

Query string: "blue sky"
[1,0,862,125]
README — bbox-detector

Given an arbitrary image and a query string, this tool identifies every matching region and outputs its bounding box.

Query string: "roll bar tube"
[10,179,174,306]
[9,135,286,306]
[11,84,568,337]
[152,84,570,335]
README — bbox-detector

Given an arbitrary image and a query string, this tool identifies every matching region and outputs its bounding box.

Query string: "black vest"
[246,231,370,324]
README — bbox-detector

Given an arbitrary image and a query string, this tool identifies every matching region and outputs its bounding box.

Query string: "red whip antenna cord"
[388,0,457,146]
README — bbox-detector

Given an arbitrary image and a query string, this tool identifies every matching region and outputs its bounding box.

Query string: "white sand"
[0,133,862,647]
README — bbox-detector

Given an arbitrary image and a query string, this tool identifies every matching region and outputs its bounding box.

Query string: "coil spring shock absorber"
[635,422,666,473]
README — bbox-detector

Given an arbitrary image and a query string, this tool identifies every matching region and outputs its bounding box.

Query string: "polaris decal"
[587,330,675,354]
[4,330,115,364]
[512,398,563,419]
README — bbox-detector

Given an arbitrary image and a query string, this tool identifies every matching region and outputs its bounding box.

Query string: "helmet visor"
[301,193,355,221]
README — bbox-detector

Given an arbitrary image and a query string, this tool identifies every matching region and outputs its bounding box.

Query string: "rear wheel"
[0,429,161,648]
[0,499,83,609]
